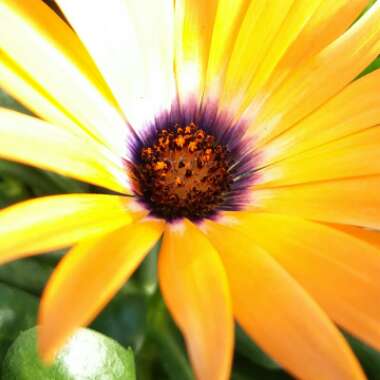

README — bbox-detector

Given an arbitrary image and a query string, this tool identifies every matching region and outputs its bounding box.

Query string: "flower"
[0,0,380,379]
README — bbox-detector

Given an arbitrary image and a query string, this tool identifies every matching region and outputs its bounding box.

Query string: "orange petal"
[260,69,380,166]
[221,211,380,352]
[254,0,368,99]
[253,176,380,229]
[203,219,365,380]
[329,224,380,250]
[205,0,250,98]
[159,219,233,380]
[247,1,380,146]
[257,126,380,187]
[39,218,164,362]
[0,194,144,264]
[221,0,322,111]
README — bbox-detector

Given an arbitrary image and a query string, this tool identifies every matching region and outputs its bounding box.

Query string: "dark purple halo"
[125,100,261,222]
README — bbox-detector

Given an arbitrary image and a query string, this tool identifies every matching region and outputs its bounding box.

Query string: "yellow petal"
[203,219,365,380]
[174,0,218,101]
[253,176,380,229]
[0,51,89,139]
[254,0,369,99]
[0,0,128,154]
[0,194,145,264]
[257,126,380,187]
[221,0,322,111]
[261,69,380,166]
[56,0,176,134]
[159,219,233,380]
[0,108,129,192]
[247,1,380,146]
[205,0,250,99]
[220,0,290,109]
[330,224,380,250]
[223,212,380,352]
[39,218,164,362]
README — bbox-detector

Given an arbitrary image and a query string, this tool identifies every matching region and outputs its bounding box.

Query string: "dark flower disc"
[127,103,258,221]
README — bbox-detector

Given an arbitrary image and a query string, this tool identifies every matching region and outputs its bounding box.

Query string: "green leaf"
[345,332,380,379]
[0,259,53,296]
[0,284,38,340]
[0,283,38,362]
[92,291,148,351]
[0,175,29,207]
[0,160,75,197]
[357,55,380,79]
[145,295,193,380]
[232,367,291,380]
[42,171,89,194]
[137,240,161,296]
[2,327,136,380]
[34,248,67,267]
[236,324,279,370]
[232,356,291,380]
[0,90,31,115]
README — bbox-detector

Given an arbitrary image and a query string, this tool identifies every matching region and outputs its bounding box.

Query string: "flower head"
[1,0,380,379]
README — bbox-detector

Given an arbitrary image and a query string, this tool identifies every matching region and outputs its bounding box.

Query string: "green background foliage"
[0,1,380,379]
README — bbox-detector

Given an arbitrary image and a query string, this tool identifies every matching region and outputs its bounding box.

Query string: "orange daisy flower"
[1,0,380,379]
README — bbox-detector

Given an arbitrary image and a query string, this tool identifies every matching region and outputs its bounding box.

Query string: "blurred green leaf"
[34,248,67,267]
[357,55,380,79]
[0,160,63,196]
[0,176,29,207]
[42,171,89,194]
[232,356,291,380]
[145,295,193,380]
[137,241,161,296]
[92,290,148,352]
[0,283,38,362]
[345,332,380,379]
[0,90,31,115]
[0,284,38,340]
[2,327,136,380]
[0,259,53,296]
[0,159,89,199]
[236,324,279,370]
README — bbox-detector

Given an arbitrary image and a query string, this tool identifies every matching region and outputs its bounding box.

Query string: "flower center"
[131,122,234,220]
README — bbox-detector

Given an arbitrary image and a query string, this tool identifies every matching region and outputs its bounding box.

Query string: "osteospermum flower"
[1,0,380,378]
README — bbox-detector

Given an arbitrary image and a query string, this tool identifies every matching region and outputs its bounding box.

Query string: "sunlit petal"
[261,69,380,165]
[175,0,218,102]
[0,194,144,264]
[257,126,380,187]
[0,108,129,192]
[39,218,164,362]
[251,0,369,101]
[0,0,128,154]
[247,1,380,146]
[0,51,89,139]
[221,0,322,112]
[221,212,380,352]
[253,176,380,229]
[159,219,233,380]
[203,219,365,380]
[56,0,176,134]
